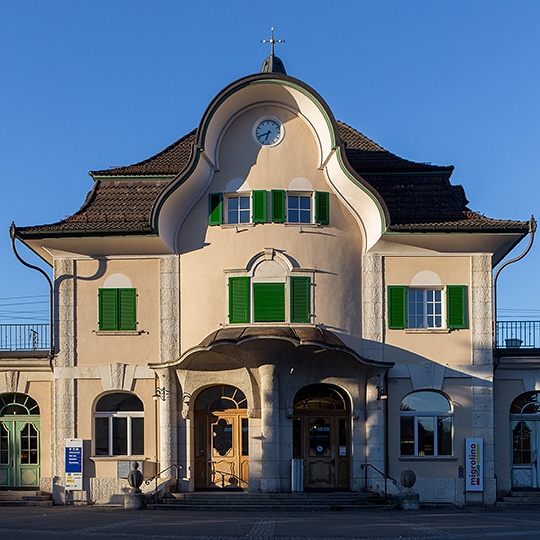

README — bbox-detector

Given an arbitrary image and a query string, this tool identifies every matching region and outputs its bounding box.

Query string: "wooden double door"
[0,419,40,488]
[294,412,350,490]
[194,411,249,489]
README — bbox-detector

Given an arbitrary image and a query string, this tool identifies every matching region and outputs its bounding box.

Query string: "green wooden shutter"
[252,190,267,223]
[387,286,407,329]
[271,190,286,223]
[118,289,137,331]
[253,283,285,322]
[290,277,311,323]
[315,191,330,224]
[447,285,467,329]
[99,288,118,331]
[208,193,223,225]
[229,277,250,324]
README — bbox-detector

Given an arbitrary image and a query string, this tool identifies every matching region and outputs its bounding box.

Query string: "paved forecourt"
[2,506,540,540]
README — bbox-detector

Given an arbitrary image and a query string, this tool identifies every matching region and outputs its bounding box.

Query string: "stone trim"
[362,254,383,363]
[160,255,181,364]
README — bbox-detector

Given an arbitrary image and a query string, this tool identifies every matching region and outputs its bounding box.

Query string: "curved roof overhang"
[151,73,389,252]
[148,326,394,371]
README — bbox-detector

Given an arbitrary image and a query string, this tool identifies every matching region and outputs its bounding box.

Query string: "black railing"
[0,324,50,351]
[360,463,397,501]
[496,321,540,349]
[211,467,248,489]
[144,464,184,503]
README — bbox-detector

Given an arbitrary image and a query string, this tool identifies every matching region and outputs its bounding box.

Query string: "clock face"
[255,119,282,146]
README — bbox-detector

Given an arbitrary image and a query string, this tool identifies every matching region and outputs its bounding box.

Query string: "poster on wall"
[465,437,483,491]
[65,438,83,491]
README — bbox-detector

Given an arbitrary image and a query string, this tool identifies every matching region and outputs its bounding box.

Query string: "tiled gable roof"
[17,122,528,238]
[18,179,168,235]
[338,122,453,173]
[90,129,197,177]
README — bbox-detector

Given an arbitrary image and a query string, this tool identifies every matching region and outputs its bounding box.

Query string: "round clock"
[255,118,283,146]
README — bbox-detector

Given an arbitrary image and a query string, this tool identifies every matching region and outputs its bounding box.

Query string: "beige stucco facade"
[4,66,533,507]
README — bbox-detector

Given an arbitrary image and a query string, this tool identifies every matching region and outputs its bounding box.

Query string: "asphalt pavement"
[1,505,540,540]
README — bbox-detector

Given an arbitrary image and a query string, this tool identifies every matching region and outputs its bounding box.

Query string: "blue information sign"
[65,447,82,473]
[65,438,83,491]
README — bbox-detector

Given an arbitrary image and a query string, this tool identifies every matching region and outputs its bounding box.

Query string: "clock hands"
[260,130,271,142]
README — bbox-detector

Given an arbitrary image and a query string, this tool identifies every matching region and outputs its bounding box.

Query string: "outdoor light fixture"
[153,387,169,401]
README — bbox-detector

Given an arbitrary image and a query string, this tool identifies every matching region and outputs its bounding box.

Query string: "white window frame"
[407,288,444,329]
[226,193,251,224]
[286,192,313,224]
[94,410,144,457]
[400,392,453,457]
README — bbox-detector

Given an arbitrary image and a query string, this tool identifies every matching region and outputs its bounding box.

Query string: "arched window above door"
[511,392,540,415]
[293,384,348,410]
[0,393,39,416]
[195,386,247,411]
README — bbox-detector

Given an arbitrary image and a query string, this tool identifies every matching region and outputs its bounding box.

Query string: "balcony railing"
[0,324,50,351]
[496,321,540,349]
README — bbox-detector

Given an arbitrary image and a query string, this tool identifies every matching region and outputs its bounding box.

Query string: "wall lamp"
[153,387,169,401]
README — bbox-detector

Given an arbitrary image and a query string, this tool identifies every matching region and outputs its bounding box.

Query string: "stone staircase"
[497,490,540,509]
[149,491,394,512]
[0,489,53,507]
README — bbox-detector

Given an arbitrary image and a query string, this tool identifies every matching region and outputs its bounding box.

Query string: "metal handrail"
[360,463,397,501]
[144,464,184,503]
[211,467,248,489]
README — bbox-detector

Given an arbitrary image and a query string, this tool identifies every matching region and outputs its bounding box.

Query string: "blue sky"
[1,1,539,323]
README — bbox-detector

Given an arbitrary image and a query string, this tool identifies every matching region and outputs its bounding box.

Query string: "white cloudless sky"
[1,1,539,323]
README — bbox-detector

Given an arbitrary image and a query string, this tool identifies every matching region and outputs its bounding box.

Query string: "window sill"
[399,456,457,461]
[94,330,145,336]
[225,322,315,327]
[221,223,255,229]
[91,456,147,462]
[404,328,451,334]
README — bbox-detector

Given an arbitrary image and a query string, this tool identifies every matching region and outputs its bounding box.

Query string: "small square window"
[288,195,312,223]
[407,289,442,329]
[227,195,250,224]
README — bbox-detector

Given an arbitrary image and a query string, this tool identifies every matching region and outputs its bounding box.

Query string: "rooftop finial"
[261,27,285,57]
[260,27,287,74]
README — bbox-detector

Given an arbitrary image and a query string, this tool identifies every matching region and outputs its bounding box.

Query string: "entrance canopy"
[150,326,393,371]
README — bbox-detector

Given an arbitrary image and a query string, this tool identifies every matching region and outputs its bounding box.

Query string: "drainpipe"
[492,215,536,348]
[9,223,54,363]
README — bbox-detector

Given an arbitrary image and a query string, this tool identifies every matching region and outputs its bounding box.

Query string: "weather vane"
[261,27,284,56]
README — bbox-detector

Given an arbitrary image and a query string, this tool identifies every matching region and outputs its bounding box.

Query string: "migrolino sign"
[465,437,483,491]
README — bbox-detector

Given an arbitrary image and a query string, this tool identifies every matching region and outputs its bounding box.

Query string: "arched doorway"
[0,393,40,488]
[293,384,350,490]
[510,391,540,488]
[194,385,248,490]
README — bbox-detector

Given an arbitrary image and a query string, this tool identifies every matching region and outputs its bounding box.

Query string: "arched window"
[400,391,453,457]
[195,386,247,411]
[0,393,39,416]
[510,392,540,415]
[293,385,348,410]
[94,393,144,456]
